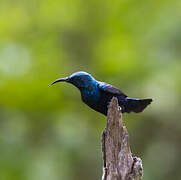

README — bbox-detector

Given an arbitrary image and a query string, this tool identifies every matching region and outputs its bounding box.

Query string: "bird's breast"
[81,89,100,105]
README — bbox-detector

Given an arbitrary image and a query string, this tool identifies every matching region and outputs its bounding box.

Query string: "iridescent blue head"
[51,71,97,89]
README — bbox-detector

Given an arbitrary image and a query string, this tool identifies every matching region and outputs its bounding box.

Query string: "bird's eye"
[75,77,82,81]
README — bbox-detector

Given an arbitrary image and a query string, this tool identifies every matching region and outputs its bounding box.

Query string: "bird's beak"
[50,77,69,86]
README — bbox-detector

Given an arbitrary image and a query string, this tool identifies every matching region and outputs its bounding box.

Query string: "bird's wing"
[98,81,127,97]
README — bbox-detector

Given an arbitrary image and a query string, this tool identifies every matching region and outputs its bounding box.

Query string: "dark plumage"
[51,71,152,116]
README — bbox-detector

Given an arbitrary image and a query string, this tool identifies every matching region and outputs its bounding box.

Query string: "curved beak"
[50,77,69,86]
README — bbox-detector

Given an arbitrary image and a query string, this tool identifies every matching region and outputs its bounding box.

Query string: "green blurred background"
[0,0,181,180]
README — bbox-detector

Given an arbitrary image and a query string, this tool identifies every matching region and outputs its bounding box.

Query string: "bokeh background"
[0,0,181,180]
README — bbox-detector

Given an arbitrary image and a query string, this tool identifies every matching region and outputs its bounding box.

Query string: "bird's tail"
[124,98,152,113]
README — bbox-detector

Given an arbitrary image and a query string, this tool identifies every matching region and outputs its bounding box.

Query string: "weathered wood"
[101,97,143,180]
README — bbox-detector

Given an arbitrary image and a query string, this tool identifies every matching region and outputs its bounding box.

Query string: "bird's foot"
[118,106,122,112]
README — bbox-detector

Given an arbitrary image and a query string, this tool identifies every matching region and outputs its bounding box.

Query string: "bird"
[51,71,152,116]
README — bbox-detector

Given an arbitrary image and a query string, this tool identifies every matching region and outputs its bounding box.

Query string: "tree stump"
[101,97,143,180]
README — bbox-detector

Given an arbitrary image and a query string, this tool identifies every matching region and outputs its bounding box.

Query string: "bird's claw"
[118,106,122,112]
